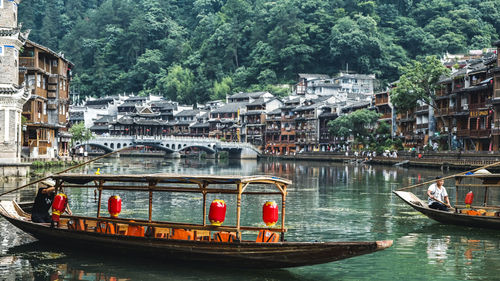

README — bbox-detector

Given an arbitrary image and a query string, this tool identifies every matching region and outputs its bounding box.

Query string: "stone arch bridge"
[73,136,261,159]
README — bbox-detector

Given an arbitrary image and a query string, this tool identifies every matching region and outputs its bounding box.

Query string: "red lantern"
[108,195,122,218]
[465,191,474,208]
[209,199,226,226]
[51,193,68,222]
[263,201,279,227]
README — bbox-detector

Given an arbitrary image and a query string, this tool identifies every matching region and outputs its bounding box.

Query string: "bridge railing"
[87,135,261,153]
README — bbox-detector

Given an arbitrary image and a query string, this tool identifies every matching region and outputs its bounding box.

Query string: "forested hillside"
[18,0,500,103]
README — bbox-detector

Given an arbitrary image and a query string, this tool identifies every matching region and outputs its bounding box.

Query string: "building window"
[0,46,3,56]
[27,75,35,87]
[0,0,3,9]
[37,74,41,88]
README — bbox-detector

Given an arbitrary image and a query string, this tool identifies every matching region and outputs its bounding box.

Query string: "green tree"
[156,65,196,104]
[390,55,451,148]
[328,109,380,144]
[391,56,450,111]
[211,76,233,100]
[329,15,382,73]
[69,122,93,146]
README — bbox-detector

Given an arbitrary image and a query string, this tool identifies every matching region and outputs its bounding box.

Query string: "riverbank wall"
[262,151,500,171]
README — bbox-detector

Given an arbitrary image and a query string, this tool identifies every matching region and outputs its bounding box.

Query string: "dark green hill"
[18,0,500,102]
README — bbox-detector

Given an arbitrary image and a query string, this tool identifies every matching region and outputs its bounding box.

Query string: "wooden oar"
[397,159,500,191]
[0,146,132,197]
[430,196,455,211]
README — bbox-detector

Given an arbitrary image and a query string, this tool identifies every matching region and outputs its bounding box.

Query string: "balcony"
[416,105,429,112]
[375,97,389,105]
[495,89,500,99]
[47,91,57,99]
[379,113,391,119]
[469,129,490,138]
[19,57,35,68]
[469,103,486,110]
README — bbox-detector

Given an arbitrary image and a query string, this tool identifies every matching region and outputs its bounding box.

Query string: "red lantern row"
[208,199,279,227]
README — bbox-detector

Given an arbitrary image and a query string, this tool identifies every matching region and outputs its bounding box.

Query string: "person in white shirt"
[427,176,451,211]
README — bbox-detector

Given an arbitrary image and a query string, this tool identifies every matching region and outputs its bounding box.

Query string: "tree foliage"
[390,56,451,112]
[69,122,93,145]
[18,0,500,103]
[328,109,380,141]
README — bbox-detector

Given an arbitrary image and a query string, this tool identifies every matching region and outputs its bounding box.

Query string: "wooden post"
[149,191,153,222]
[236,183,242,241]
[148,180,158,222]
[484,186,489,207]
[97,188,102,218]
[281,190,286,242]
[202,191,207,226]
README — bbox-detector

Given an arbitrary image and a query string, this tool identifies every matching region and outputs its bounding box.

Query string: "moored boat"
[394,170,500,229]
[0,173,392,268]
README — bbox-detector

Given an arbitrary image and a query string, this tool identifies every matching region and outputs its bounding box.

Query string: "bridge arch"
[179,145,216,154]
[74,143,113,153]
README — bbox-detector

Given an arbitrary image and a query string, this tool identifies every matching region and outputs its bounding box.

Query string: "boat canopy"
[50,173,292,240]
[52,173,292,186]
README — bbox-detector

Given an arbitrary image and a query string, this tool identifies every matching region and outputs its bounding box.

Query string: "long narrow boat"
[0,173,392,268]
[394,172,500,229]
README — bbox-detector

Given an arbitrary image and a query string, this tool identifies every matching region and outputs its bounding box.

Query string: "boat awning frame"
[51,173,292,240]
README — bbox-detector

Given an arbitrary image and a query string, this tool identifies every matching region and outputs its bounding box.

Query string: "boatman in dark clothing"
[31,179,72,223]
[31,179,56,223]
[427,176,451,211]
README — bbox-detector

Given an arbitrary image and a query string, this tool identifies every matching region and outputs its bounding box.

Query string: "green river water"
[1,157,500,281]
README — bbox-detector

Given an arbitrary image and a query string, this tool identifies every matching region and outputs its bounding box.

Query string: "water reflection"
[3,158,500,280]
[427,236,450,263]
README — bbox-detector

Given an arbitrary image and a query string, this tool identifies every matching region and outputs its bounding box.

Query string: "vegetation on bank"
[31,160,81,169]
[19,0,500,103]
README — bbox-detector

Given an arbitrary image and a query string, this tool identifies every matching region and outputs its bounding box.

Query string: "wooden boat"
[394,172,500,230]
[0,173,392,268]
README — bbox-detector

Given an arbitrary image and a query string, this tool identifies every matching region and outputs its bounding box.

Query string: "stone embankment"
[263,151,500,171]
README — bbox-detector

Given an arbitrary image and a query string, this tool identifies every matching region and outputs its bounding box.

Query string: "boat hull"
[394,191,500,230]
[1,210,391,268]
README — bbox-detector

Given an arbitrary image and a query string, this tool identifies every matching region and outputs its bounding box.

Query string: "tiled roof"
[125,96,147,102]
[211,102,248,113]
[90,125,109,131]
[248,97,277,106]
[25,40,74,66]
[190,122,210,128]
[267,108,282,115]
[228,91,268,99]
[94,115,114,123]
[175,109,200,117]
